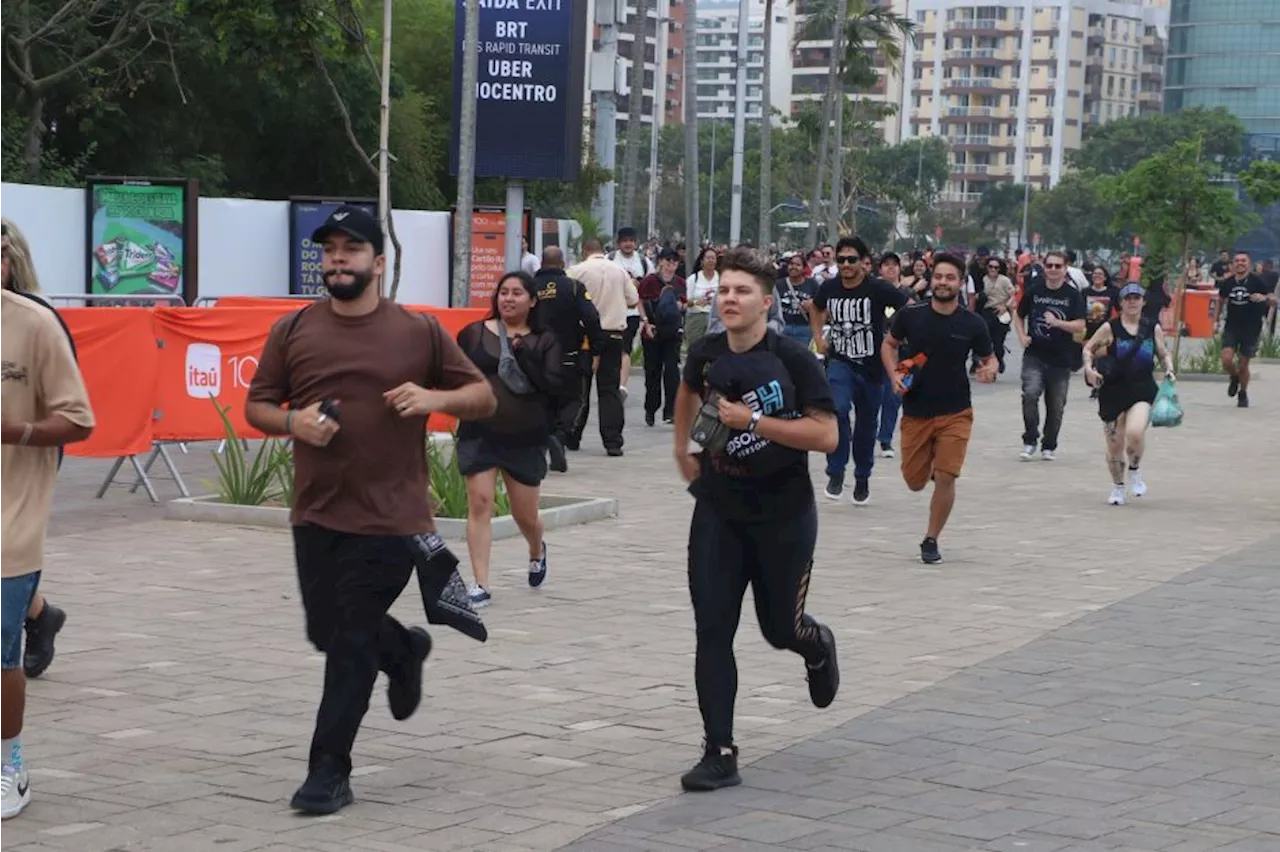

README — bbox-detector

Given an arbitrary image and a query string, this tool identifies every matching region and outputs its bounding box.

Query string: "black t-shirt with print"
[888,303,993,419]
[1084,285,1121,339]
[812,276,908,379]
[1217,273,1271,335]
[1017,281,1086,368]
[776,276,820,326]
[683,331,834,522]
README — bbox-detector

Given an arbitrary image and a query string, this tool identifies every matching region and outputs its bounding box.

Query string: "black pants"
[293,524,415,775]
[570,331,625,451]
[688,500,828,749]
[980,310,1010,369]
[551,352,589,441]
[642,335,680,420]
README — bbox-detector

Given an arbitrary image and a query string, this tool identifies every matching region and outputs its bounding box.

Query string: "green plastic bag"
[1151,377,1183,428]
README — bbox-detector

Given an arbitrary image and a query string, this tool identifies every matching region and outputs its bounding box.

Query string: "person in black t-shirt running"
[882,253,996,565]
[1015,250,1086,461]
[672,247,840,793]
[1217,251,1276,408]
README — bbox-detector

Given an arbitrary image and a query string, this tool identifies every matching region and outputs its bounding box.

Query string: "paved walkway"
[8,359,1279,851]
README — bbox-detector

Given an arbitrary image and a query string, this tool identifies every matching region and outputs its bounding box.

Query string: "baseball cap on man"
[1119,282,1145,299]
[310,205,384,255]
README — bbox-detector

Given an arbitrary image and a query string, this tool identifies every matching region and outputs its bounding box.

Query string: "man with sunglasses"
[810,236,907,504]
[1015,250,1086,461]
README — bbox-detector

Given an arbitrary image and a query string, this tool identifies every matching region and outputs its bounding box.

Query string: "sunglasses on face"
[1045,263,1064,269]
[836,256,862,265]
[987,264,1000,270]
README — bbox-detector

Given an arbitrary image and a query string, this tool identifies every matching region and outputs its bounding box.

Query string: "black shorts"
[456,435,548,487]
[1222,327,1261,358]
[622,315,641,353]
[1097,378,1158,423]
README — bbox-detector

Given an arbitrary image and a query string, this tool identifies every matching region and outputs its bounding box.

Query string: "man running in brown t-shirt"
[247,206,495,815]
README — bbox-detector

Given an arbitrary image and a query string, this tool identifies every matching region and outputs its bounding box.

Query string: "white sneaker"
[880,443,896,458]
[1,765,30,820]
[1108,485,1126,506]
[1041,449,1056,461]
[468,585,491,609]
[1019,445,1036,460]
[1130,471,1147,498]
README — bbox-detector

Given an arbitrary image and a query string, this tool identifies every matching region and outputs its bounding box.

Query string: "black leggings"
[688,500,827,748]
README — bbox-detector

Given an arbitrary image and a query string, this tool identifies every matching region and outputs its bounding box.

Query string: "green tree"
[1239,159,1280,209]
[1069,107,1247,176]
[974,182,1030,245]
[1101,139,1247,361]
[1026,173,1119,251]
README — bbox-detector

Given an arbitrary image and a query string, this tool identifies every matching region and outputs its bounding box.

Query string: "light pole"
[646,0,670,240]
[707,120,717,242]
[727,0,749,244]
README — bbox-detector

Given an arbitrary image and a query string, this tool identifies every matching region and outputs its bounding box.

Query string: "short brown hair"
[718,246,777,294]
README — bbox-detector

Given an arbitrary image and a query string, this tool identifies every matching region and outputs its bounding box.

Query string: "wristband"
[747,410,763,433]
[285,410,295,436]
[19,422,34,446]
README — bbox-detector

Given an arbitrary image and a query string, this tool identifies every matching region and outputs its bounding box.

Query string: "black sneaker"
[1228,375,1240,397]
[680,745,741,792]
[528,540,548,588]
[606,447,624,457]
[23,602,66,680]
[547,436,568,473]
[290,756,355,814]
[823,472,844,500]
[806,624,839,709]
[852,478,870,506]
[645,412,656,427]
[920,536,942,565]
[388,627,432,722]
[565,438,580,452]
[1238,390,1249,408]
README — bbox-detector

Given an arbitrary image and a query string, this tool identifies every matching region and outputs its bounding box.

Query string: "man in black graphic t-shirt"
[809,236,907,505]
[883,253,996,565]
[1015,250,1085,461]
[671,246,839,794]
[1217,251,1277,408]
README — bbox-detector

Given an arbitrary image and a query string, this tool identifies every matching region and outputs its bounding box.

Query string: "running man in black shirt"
[1015,250,1086,461]
[1217,251,1276,408]
[672,247,840,792]
[881,253,997,564]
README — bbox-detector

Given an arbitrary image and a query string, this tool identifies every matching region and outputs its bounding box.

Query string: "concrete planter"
[1172,372,1228,382]
[167,494,619,540]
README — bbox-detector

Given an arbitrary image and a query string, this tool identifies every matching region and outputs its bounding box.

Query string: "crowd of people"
[2,209,1277,820]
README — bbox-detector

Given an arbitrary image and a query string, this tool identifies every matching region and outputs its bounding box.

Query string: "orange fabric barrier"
[61,308,158,458]
[62,303,491,448]
[213,296,315,309]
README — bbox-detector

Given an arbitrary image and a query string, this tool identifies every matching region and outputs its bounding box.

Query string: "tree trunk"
[683,0,701,251]
[621,0,650,230]
[806,89,832,249]
[1170,233,1192,367]
[827,0,850,240]
[757,0,774,246]
[23,92,46,182]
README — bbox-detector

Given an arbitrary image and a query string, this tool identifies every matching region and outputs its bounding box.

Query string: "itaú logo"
[185,343,222,398]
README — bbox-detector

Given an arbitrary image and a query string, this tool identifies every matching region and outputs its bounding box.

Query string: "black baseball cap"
[617,226,638,241]
[310,205,384,255]
[658,247,679,261]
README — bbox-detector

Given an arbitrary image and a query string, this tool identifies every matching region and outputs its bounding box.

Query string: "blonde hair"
[1,218,41,294]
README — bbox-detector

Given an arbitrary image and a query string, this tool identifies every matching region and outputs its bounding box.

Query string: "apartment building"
[900,1,1168,209]
[583,0,687,136]
[790,0,909,142]
[693,0,793,122]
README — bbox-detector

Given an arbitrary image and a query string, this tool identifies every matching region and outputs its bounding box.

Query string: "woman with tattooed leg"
[1082,283,1175,506]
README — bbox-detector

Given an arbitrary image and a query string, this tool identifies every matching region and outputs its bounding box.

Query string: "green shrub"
[1258,332,1280,360]
[1182,332,1225,374]
[209,398,283,506]
[427,432,511,519]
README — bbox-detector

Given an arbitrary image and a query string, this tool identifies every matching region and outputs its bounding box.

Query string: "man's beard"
[933,288,959,303]
[323,268,374,301]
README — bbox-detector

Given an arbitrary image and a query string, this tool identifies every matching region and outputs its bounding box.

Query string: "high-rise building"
[1164,0,1280,148]
[790,0,909,142]
[693,0,793,122]
[584,0,687,139]
[900,1,1168,209]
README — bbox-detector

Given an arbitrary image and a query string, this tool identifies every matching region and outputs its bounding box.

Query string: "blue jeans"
[782,324,812,347]
[825,359,882,481]
[878,381,901,445]
[2,572,40,670]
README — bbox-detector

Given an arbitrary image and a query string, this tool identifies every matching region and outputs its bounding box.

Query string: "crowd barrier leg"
[127,442,191,499]
[96,455,160,504]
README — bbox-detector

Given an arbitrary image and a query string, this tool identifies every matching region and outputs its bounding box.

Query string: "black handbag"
[404,532,488,643]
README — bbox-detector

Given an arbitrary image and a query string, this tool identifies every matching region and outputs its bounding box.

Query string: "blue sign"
[288,198,377,295]
[449,0,588,181]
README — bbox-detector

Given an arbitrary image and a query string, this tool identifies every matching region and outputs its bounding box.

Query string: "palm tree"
[798,0,912,240]
[620,0,651,230]
[683,0,701,251]
[757,0,776,247]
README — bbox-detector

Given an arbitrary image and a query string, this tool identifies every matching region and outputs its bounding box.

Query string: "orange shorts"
[900,409,974,490]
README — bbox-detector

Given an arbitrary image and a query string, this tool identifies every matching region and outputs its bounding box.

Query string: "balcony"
[951,134,995,146]
[944,77,1006,90]
[940,191,984,203]
[951,163,990,174]
[951,18,1000,31]
[947,105,998,116]
[1087,24,1105,45]
[1141,62,1161,79]
[946,48,997,60]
